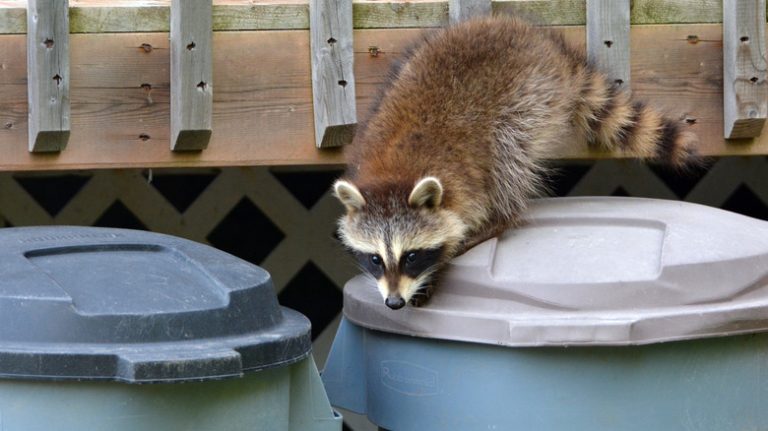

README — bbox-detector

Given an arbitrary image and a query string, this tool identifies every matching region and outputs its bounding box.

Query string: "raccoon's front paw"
[408,284,434,307]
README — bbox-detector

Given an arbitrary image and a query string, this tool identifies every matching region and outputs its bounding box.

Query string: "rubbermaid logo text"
[380,360,439,396]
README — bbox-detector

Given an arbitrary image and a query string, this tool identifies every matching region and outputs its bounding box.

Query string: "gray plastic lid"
[0,226,310,383]
[343,197,768,346]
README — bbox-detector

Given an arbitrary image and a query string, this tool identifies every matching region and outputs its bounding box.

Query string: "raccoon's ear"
[408,177,443,208]
[334,180,366,211]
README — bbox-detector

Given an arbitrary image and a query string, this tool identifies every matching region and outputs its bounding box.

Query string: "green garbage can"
[0,226,341,431]
[324,197,768,430]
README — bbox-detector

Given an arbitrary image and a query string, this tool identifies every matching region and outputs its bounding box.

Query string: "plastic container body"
[323,319,768,431]
[1,356,341,431]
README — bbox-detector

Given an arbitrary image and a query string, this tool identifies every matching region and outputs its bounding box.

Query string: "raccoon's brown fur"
[334,16,699,309]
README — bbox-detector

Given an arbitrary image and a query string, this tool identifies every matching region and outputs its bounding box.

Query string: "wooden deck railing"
[0,0,765,171]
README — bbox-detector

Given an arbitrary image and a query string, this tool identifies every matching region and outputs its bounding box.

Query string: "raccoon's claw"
[408,284,434,307]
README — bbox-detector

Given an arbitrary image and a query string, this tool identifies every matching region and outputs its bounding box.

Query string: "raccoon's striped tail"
[575,74,700,168]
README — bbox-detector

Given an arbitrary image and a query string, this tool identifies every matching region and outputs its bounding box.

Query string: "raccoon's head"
[333,176,467,309]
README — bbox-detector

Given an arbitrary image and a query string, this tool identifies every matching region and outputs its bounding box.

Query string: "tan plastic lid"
[343,197,768,346]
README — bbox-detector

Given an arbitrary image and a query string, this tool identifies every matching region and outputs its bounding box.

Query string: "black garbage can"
[0,226,341,430]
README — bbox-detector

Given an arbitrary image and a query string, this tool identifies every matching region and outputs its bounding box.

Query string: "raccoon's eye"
[370,254,383,266]
[401,247,444,278]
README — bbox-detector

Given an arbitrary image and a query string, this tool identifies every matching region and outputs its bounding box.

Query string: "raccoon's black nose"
[385,296,406,310]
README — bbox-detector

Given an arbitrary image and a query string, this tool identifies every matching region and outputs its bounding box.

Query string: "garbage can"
[322,197,768,431]
[0,226,341,431]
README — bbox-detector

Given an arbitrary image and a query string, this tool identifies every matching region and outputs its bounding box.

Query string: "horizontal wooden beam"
[0,24,765,171]
[0,0,754,34]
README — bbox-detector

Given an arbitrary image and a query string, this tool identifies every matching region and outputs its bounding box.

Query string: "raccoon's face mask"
[333,177,466,308]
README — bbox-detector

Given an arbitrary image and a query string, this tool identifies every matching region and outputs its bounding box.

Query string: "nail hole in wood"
[751,76,759,83]
[197,81,207,90]
[369,46,380,57]
[338,80,347,87]
[52,74,62,85]
[139,133,151,141]
[327,37,337,45]
[140,83,152,91]
[614,79,624,86]
[741,36,750,43]
[687,35,699,44]
[685,117,697,125]
[604,40,613,48]
[140,43,153,53]
[187,42,196,50]
[4,122,13,129]
[43,39,54,48]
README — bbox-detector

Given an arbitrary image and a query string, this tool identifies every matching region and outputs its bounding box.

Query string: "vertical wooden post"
[27,0,70,153]
[586,0,630,89]
[723,0,767,139]
[449,0,491,24]
[310,0,356,148]
[170,0,213,151]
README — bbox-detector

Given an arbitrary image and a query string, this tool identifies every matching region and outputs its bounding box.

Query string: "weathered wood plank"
[0,25,763,170]
[310,0,356,147]
[493,0,585,25]
[587,0,630,89]
[26,0,70,152]
[170,0,213,151]
[449,0,491,24]
[0,0,754,34]
[355,1,447,28]
[723,0,767,138]
[628,0,726,25]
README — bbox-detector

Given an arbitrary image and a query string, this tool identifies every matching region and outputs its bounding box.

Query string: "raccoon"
[333,16,699,310]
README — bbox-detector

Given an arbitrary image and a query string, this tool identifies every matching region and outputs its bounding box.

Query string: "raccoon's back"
[346,15,698,215]
[347,17,577,193]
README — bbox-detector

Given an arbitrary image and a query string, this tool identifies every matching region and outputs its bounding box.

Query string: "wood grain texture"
[449,0,491,24]
[0,25,764,171]
[723,0,767,138]
[170,0,213,151]
[587,0,630,89]
[26,0,70,152]
[0,0,755,34]
[310,0,356,147]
